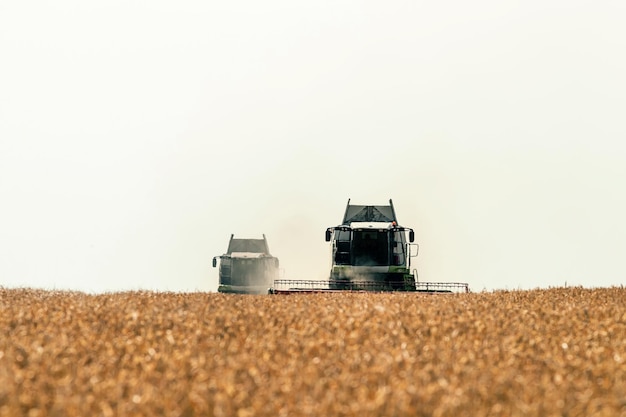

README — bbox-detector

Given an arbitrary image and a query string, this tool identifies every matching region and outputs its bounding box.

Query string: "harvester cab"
[213,234,279,294]
[323,199,418,291]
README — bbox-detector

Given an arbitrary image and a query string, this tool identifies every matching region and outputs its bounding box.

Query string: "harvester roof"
[229,252,269,259]
[349,221,394,229]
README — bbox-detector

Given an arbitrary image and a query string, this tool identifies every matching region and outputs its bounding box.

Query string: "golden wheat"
[0,287,624,417]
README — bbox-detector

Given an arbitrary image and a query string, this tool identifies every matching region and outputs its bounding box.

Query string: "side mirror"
[409,230,415,243]
[325,229,332,242]
[212,257,217,268]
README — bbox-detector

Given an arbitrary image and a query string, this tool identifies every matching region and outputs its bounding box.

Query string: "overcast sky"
[1,1,625,293]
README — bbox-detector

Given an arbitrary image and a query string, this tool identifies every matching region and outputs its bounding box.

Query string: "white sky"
[1,0,625,293]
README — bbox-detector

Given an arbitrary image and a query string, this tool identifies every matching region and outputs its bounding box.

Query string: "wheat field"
[0,287,624,417]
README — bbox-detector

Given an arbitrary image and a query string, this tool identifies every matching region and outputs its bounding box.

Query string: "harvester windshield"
[352,229,388,266]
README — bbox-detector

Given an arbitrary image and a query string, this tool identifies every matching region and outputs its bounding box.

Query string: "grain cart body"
[213,234,279,294]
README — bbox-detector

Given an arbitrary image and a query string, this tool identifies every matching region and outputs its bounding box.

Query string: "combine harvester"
[269,199,469,294]
[213,234,279,294]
